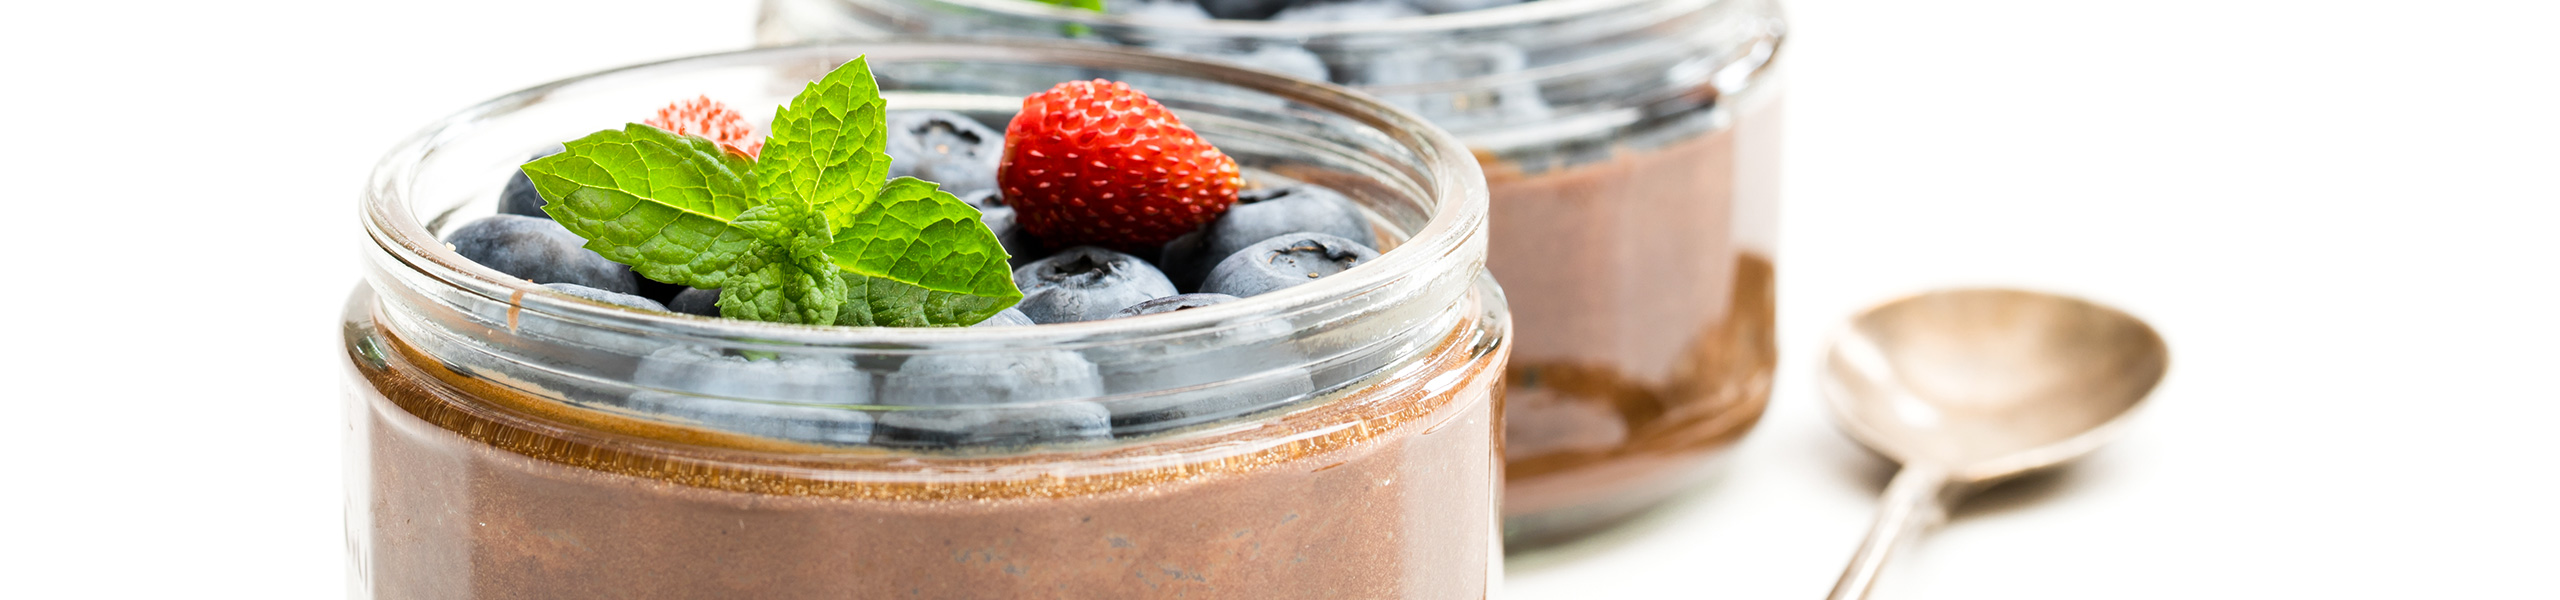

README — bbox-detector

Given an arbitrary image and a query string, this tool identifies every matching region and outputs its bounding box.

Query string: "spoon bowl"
[1824,288,2168,482]
[1820,288,2167,599]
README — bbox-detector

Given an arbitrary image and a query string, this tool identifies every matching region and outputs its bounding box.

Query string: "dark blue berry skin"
[631,275,689,305]
[497,146,565,219]
[885,110,1003,197]
[870,404,1111,449]
[1105,367,1313,434]
[1230,46,1330,81]
[1091,314,1314,434]
[446,215,639,294]
[1161,184,1373,290]
[499,171,545,219]
[542,283,668,312]
[1111,293,1242,318]
[1272,0,1421,21]
[870,351,1112,448]
[668,288,721,317]
[977,205,1049,269]
[1012,247,1177,324]
[1409,0,1516,14]
[1116,0,1210,21]
[1200,0,1298,20]
[972,307,1035,327]
[622,392,875,446]
[880,351,1104,405]
[624,346,875,445]
[634,346,872,405]
[1199,232,1380,297]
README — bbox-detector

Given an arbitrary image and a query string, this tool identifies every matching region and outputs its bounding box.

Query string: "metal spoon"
[1820,289,2168,599]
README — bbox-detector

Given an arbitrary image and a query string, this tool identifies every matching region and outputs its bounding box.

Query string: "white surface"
[4,0,2554,596]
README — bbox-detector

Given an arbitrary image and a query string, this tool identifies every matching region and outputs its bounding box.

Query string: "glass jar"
[345,41,1507,598]
[757,0,1783,549]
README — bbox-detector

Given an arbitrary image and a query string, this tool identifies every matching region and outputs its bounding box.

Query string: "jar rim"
[361,40,1488,350]
[892,0,1690,37]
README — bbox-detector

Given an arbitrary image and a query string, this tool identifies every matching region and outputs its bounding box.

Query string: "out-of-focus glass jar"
[757,0,1784,549]
[344,42,1506,598]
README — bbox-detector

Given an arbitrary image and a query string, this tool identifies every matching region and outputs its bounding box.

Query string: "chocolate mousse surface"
[1485,106,1779,542]
[345,290,1503,599]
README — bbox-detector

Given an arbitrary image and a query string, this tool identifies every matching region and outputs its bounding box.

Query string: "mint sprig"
[523,57,1021,327]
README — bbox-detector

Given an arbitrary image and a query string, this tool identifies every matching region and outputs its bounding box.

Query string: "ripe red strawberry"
[999,80,1242,250]
[646,95,762,159]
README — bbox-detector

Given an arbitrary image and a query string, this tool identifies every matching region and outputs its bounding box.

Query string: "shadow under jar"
[756,0,1784,549]
[345,42,1507,599]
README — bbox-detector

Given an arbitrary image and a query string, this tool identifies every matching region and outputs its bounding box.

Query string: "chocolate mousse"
[346,297,1501,599]
[1486,107,1779,546]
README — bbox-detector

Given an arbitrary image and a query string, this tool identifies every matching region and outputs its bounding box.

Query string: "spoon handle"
[1827,464,1951,600]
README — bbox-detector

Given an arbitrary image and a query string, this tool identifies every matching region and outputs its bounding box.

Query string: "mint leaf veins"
[522,56,1021,327]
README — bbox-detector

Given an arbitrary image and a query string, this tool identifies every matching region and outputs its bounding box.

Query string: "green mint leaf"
[522,56,1025,328]
[525,125,849,325]
[523,124,767,289]
[824,177,1022,327]
[758,55,890,232]
[710,203,849,325]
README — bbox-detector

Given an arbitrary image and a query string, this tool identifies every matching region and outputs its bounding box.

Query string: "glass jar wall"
[345,42,1507,598]
[756,0,1784,549]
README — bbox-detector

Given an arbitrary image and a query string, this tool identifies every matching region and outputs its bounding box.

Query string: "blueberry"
[622,392,875,446]
[1087,315,1315,433]
[445,215,638,294]
[978,205,1049,268]
[1273,0,1421,21]
[1342,43,1550,130]
[972,307,1035,327]
[1111,293,1241,318]
[1409,0,1516,14]
[1105,366,1313,433]
[511,284,668,361]
[1161,184,1373,289]
[880,351,1105,405]
[668,288,721,317]
[541,283,668,312]
[1147,41,1329,84]
[1229,45,1330,82]
[1199,233,1381,297]
[624,346,875,445]
[498,171,544,219]
[884,110,1003,197]
[871,351,1112,448]
[497,145,564,219]
[1199,0,1298,20]
[632,274,689,305]
[1012,247,1177,324]
[958,189,1004,211]
[633,345,871,405]
[1111,0,1212,20]
[869,404,1111,449]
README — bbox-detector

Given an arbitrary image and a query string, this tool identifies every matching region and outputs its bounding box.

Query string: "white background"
[4,0,2554,597]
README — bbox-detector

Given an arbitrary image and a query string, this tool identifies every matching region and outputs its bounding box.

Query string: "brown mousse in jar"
[345,291,1502,599]
[1485,105,1779,547]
